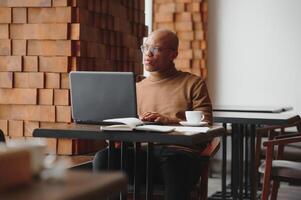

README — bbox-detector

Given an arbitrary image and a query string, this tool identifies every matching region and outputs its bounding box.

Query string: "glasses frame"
[140,45,175,55]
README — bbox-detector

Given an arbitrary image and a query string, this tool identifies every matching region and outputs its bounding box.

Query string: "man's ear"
[169,51,178,61]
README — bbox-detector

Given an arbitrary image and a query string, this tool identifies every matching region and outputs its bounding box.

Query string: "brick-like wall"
[153,0,208,78]
[0,0,147,155]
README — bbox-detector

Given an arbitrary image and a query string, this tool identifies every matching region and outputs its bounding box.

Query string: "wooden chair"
[259,133,301,200]
[254,116,301,196]
[192,137,221,200]
[0,129,5,143]
[150,137,221,200]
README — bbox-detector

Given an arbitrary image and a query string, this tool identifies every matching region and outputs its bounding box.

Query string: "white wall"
[207,0,301,114]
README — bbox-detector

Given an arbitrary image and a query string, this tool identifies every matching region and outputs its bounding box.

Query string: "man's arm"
[140,112,181,125]
[191,79,213,125]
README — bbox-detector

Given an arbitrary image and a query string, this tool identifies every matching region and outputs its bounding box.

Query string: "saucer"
[179,121,208,127]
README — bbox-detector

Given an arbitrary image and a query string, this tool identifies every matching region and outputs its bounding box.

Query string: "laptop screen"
[69,71,137,124]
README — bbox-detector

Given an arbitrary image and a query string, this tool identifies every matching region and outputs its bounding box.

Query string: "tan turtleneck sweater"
[136,67,213,125]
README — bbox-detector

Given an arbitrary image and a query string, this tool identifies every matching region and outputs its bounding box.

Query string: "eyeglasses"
[140,45,175,55]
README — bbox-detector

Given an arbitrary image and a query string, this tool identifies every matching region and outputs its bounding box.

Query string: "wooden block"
[177,31,194,40]
[39,56,68,72]
[14,72,44,88]
[0,120,8,136]
[175,12,191,21]
[57,138,74,155]
[178,50,193,59]
[70,23,80,40]
[38,89,53,105]
[0,88,37,105]
[0,39,11,55]
[27,40,71,56]
[24,121,39,137]
[157,22,175,31]
[0,72,13,88]
[12,40,26,55]
[154,12,173,22]
[194,22,203,30]
[6,0,52,7]
[60,73,69,89]
[52,0,70,7]
[12,8,27,23]
[0,24,9,39]
[175,22,193,31]
[193,49,203,59]
[10,24,68,40]
[194,30,204,40]
[187,2,200,12]
[175,3,185,12]
[0,8,11,23]
[45,138,57,154]
[158,3,176,13]
[8,120,23,137]
[174,59,190,68]
[54,89,69,105]
[0,56,22,71]
[45,73,60,88]
[192,13,202,22]
[178,41,191,50]
[55,106,71,122]
[0,105,56,122]
[175,0,191,2]
[28,7,71,23]
[23,56,38,72]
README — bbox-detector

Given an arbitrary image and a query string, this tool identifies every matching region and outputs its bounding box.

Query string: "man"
[93,29,212,200]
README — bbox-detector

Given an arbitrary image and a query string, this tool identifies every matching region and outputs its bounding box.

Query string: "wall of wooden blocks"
[0,0,147,155]
[153,0,208,79]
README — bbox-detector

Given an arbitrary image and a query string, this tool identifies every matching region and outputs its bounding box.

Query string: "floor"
[208,174,301,200]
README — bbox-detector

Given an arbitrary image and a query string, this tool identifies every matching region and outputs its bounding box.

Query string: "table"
[212,111,299,200]
[33,124,225,200]
[0,171,127,200]
[213,105,293,113]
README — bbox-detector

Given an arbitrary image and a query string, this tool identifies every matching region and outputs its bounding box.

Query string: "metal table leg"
[250,125,256,200]
[231,124,239,199]
[120,142,127,200]
[146,142,154,200]
[222,123,227,200]
[134,142,141,200]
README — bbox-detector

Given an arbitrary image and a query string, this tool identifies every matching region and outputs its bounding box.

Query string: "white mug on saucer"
[185,111,204,123]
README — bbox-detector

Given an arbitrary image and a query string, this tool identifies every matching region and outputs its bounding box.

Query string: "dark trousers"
[93,145,204,200]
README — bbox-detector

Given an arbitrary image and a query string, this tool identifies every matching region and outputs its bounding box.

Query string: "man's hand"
[140,112,180,125]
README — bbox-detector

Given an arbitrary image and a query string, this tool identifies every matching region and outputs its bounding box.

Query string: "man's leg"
[159,148,203,200]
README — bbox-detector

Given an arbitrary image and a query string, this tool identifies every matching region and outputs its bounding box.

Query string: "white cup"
[185,111,204,123]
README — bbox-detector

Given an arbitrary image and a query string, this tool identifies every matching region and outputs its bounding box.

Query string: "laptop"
[70,71,137,125]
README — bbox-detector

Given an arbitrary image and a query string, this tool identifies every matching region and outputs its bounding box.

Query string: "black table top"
[213,111,299,125]
[213,105,293,113]
[33,124,225,146]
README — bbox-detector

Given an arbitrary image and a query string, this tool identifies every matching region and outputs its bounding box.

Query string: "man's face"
[142,32,178,72]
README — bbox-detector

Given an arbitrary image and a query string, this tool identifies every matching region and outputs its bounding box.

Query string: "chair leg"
[199,162,209,200]
[270,180,280,200]
[261,147,273,200]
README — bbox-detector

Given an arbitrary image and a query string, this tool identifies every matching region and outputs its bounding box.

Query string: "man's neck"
[149,64,178,81]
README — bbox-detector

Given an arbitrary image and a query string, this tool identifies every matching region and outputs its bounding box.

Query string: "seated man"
[93,29,212,200]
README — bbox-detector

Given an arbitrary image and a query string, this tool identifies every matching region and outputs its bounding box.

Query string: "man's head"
[141,29,178,72]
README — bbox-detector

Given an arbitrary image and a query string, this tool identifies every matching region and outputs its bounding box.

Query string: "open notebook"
[101,117,210,134]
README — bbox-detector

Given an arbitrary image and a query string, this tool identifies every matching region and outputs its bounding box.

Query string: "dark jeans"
[93,144,204,200]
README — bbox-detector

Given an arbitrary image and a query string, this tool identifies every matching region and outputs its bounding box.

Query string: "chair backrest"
[200,137,221,157]
[0,129,5,143]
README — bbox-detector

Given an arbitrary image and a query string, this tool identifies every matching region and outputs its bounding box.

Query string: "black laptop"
[70,71,137,125]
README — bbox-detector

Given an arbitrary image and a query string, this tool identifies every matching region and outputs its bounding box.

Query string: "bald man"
[93,29,213,200]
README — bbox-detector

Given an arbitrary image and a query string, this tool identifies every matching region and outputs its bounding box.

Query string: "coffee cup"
[185,111,204,123]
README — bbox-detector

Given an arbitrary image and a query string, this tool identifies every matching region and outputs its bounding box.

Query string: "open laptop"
[70,71,137,125]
